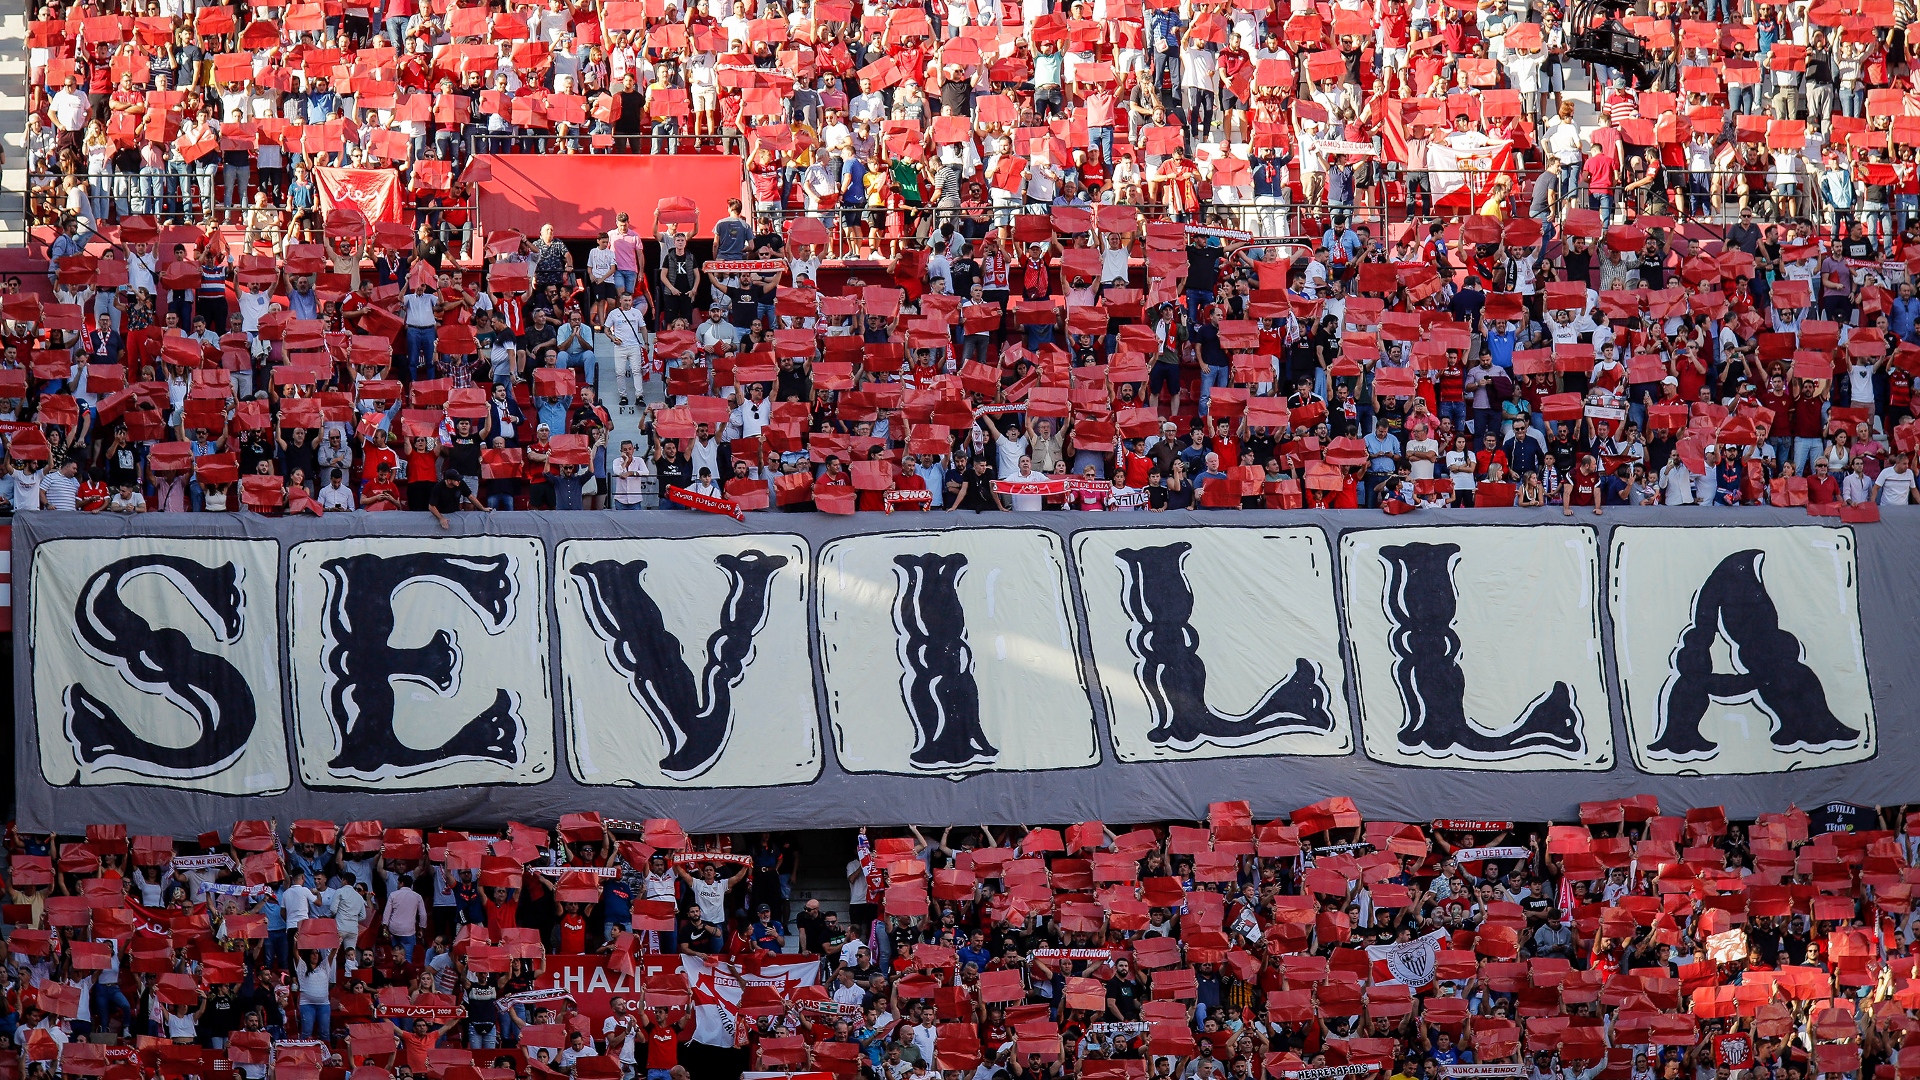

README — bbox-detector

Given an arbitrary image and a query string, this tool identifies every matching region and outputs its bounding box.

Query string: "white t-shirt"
[1878,467,1915,504]
[644,870,677,902]
[846,860,868,905]
[1003,468,1047,511]
[690,878,727,924]
[993,430,1030,478]
[602,1016,639,1065]
[1406,438,1440,480]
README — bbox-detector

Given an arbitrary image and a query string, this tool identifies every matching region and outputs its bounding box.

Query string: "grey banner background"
[14,508,1920,836]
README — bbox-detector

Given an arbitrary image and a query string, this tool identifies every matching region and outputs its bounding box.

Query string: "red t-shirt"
[647,1026,680,1070]
[406,449,438,484]
[1209,435,1240,471]
[362,479,401,510]
[361,444,399,482]
[1568,468,1598,504]
[399,1031,439,1073]
[484,897,518,938]
[558,912,587,955]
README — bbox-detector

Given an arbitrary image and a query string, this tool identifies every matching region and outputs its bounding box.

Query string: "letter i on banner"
[815,529,1099,777]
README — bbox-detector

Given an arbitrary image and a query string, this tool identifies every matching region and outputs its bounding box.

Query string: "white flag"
[680,955,822,1048]
[1367,928,1449,987]
[1706,928,1748,965]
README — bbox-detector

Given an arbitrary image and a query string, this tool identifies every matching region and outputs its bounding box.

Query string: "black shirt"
[950,257,980,300]
[1187,245,1223,293]
[615,90,646,134]
[446,435,482,477]
[959,469,999,511]
[414,236,447,272]
[521,322,557,359]
[430,481,466,514]
[663,250,700,292]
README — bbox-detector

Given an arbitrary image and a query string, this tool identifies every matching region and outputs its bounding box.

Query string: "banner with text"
[12,511,1913,834]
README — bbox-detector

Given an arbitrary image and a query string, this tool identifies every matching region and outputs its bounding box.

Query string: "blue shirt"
[1364,430,1401,472]
[1485,328,1518,369]
[600,879,634,927]
[1892,296,1920,340]
[748,919,785,952]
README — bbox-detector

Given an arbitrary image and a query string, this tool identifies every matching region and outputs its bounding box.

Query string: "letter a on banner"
[1074,527,1353,762]
[286,537,554,789]
[555,537,820,788]
[1341,526,1614,770]
[1609,527,1875,775]
[31,538,291,793]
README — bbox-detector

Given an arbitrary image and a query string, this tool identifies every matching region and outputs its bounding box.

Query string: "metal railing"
[27,172,480,235]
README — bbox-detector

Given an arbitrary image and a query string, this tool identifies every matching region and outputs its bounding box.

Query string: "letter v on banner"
[554,537,822,789]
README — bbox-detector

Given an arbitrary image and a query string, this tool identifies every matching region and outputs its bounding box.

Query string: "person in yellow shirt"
[1479,176,1513,220]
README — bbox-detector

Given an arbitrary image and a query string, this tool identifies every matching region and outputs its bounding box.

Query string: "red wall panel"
[472,154,745,240]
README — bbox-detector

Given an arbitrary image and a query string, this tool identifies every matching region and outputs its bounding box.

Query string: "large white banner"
[1608,526,1875,775]
[29,537,289,794]
[1073,527,1352,762]
[554,536,821,788]
[15,512,1918,834]
[814,528,1098,777]
[1341,526,1613,770]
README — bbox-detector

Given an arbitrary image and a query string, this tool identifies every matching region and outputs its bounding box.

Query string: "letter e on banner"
[30,538,290,794]
[1610,526,1874,775]
[1341,526,1614,770]
[816,529,1098,776]
[286,537,554,789]
[1073,527,1352,762]
[555,536,820,787]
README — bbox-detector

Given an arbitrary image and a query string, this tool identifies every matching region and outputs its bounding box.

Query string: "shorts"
[595,281,621,303]
[1149,361,1181,397]
[692,87,717,112]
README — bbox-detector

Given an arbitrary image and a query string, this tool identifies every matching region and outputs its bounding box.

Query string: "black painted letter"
[317,553,525,780]
[65,556,256,779]
[1378,543,1584,759]
[1114,542,1336,749]
[892,553,999,770]
[1650,549,1861,761]
[569,551,788,781]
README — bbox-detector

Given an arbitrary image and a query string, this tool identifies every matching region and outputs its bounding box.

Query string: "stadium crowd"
[0,800,1912,1080]
[11,0,1920,514]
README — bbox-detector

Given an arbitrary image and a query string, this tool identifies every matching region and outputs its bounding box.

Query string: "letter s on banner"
[1341,525,1615,771]
[286,537,554,789]
[554,536,821,788]
[30,538,290,794]
[1609,526,1875,775]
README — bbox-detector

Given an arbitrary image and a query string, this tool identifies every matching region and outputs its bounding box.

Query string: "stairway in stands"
[0,0,29,249]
